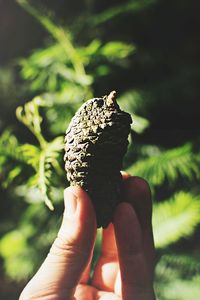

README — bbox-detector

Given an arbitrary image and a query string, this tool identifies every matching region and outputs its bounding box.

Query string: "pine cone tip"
[105,90,117,106]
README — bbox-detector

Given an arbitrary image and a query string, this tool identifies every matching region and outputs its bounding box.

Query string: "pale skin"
[20,174,156,300]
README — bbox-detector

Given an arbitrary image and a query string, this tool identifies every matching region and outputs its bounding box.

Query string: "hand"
[20,175,156,300]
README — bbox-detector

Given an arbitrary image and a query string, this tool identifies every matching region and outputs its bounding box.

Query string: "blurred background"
[0,0,200,299]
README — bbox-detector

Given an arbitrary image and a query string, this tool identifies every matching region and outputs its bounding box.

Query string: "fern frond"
[0,130,24,163]
[155,248,200,298]
[19,39,134,92]
[100,41,135,60]
[28,137,63,210]
[15,97,64,208]
[153,192,200,248]
[0,131,29,186]
[18,144,40,169]
[157,254,200,279]
[17,0,86,77]
[155,277,200,300]
[118,90,150,133]
[16,96,47,148]
[127,143,200,185]
[0,129,63,208]
[118,89,146,113]
[131,114,150,134]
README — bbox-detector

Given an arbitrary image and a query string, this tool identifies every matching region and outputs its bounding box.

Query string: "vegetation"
[0,0,199,298]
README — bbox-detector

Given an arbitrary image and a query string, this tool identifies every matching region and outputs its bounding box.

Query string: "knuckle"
[49,236,90,261]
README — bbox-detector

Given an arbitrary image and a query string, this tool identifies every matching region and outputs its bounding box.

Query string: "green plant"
[0,0,200,298]
[153,192,200,249]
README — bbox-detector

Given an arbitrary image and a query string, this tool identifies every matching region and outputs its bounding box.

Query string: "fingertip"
[124,176,151,198]
[123,176,152,226]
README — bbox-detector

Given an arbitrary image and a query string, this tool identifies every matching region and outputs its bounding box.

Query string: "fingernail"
[65,192,78,219]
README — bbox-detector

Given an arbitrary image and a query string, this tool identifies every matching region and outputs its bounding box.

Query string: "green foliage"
[16,96,47,147]
[0,230,35,281]
[19,44,92,92]
[0,130,26,187]
[127,143,200,186]
[16,101,64,209]
[0,130,22,164]
[0,1,200,299]
[88,0,157,26]
[156,254,200,279]
[17,0,86,77]
[155,254,200,299]
[0,230,27,259]
[159,278,200,300]
[23,136,63,210]
[100,41,135,60]
[19,39,135,92]
[0,97,64,209]
[153,192,200,248]
[118,90,150,133]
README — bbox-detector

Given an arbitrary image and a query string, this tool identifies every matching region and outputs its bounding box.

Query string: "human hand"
[20,175,156,300]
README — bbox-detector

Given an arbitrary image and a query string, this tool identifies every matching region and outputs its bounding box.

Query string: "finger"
[123,176,152,228]
[74,284,120,300]
[92,223,119,292]
[97,290,121,300]
[123,176,155,277]
[21,187,96,300]
[91,173,130,291]
[79,258,92,284]
[114,202,155,300]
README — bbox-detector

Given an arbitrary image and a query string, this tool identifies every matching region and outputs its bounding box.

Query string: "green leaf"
[0,130,21,162]
[2,166,23,188]
[0,230,36,281]
[155,253,200,299]
[127,143,200,186]
[156,254,200,279]
[118,90,150,133]
[18,144,40,170]
[0,230,27,258]
[0,131,63,209]
[156,277,200,300]
[0,130,30,186]
[19,42,93,91]
[30,137,63,210]
[82,39,102,57]
[16,97,47,147]
[118,90,147,113]
[17,0,86,76]
[131,114,150,133]
[89,0,157,26]
[153,192,200,248]
[101,41,136,60]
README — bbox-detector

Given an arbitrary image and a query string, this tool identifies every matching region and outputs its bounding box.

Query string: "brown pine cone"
[64,91,132,228]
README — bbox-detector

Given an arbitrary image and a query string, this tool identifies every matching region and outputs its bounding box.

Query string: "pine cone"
[64,91,132,228]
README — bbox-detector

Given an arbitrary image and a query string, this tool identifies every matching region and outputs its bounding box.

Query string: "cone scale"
[64,91,132,228]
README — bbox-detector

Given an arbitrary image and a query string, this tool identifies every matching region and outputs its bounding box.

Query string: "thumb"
[20,187,96,300]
